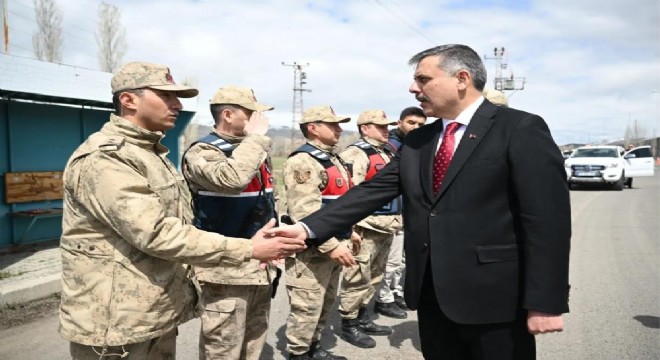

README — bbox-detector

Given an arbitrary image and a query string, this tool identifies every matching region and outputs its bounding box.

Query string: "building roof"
[0,54,197,110]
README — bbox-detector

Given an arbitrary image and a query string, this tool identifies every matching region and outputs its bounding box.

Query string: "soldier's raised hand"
[245,111,270,136]
[251,219,306,261]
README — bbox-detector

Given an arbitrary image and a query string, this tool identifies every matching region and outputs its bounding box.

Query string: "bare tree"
[96,2,127,72]
[624,119,647,145]
[32,0,63,62]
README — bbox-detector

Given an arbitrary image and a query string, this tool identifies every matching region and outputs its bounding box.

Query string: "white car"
[564,145,655,190]
[622,145,655,188]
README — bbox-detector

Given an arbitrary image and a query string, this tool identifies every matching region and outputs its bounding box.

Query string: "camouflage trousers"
[339,227,393,319]
[198,282,272,360]
[377,230,405,303]
[285,246,343,355]
[69,329,176,359]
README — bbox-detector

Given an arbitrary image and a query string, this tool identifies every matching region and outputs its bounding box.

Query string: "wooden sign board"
[4,171,64,204]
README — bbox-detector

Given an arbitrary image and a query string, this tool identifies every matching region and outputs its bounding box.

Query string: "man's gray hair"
[409,44,487,91]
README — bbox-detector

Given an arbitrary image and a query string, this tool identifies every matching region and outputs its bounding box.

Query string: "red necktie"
[433,122,461,195]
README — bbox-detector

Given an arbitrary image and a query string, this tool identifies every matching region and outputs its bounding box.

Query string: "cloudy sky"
[3,0,659,145]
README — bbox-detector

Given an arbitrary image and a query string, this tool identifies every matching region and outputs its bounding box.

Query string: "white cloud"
[4,0,659,144]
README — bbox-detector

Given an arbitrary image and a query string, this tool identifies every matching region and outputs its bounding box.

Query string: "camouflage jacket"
[59,115,254,346]
[183,130,276,285]
[283,140,351,253]
[339,137,402,234]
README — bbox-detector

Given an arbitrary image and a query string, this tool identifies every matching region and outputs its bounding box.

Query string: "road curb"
[0,273,61,307]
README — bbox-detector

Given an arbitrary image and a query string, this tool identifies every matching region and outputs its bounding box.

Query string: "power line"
[367,0,435,45]
[8,8,95,44]
[13,0,98,27]
[6,5,98,61]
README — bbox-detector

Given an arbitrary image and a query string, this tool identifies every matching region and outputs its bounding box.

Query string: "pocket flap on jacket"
[476,244,518,263]
[205,298,236,313]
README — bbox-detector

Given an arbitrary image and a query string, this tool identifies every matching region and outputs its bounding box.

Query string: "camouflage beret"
[111,62,199,98]
[357,110,397,126]
[300,105,350,124]
[209,86,273,111]
[483,88,508,107]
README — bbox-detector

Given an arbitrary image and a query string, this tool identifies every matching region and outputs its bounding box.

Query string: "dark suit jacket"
[303,100,571,325]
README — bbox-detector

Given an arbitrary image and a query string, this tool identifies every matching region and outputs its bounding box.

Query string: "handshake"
[250,217,359,267]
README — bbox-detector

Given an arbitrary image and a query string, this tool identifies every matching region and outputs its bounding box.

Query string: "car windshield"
[572,148,618,158]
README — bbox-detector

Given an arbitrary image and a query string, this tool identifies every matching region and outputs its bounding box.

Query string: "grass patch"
[270,155,287,195]
[270,155,286,175]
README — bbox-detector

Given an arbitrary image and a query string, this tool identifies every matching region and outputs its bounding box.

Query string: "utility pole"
[483,46,526,95]
[281,62,311,152]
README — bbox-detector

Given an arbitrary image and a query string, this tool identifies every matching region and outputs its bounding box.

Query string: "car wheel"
[613,176,624,191]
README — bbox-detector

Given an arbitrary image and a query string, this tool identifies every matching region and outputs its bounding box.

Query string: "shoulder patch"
[98,136,125,151]
[294,169,311,184]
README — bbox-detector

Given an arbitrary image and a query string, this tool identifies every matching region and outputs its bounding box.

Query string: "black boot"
[375,301,407,319]
[288,352,312,360]
[358,307,393,335]
[309,341,348,360]
[394,294,409,311]
[340,318,376,348]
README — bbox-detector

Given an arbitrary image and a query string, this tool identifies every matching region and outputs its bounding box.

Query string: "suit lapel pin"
[469,134,477,139]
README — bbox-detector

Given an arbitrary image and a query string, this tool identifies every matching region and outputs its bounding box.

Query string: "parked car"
[565,146,626,190]
[564,145,655,190]
[622,145,655,188]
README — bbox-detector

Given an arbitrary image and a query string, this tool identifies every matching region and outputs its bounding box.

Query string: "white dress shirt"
[435,96,485,153]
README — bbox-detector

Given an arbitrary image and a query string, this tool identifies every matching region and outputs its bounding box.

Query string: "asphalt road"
[0,173,658,360]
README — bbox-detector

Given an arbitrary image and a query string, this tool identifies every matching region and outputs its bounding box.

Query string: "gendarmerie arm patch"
[294,170,311,184]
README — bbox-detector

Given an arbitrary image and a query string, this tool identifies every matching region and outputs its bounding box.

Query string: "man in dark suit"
[269,44,571,360]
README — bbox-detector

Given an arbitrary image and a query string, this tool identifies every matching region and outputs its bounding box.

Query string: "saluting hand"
[244,111,270,136]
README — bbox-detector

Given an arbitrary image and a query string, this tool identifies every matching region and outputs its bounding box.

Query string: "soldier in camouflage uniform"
[283,105,357,360]
[59,62,306,360]
[182,86,278,360]
[337,110,404,348]
[376,106,427,315]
